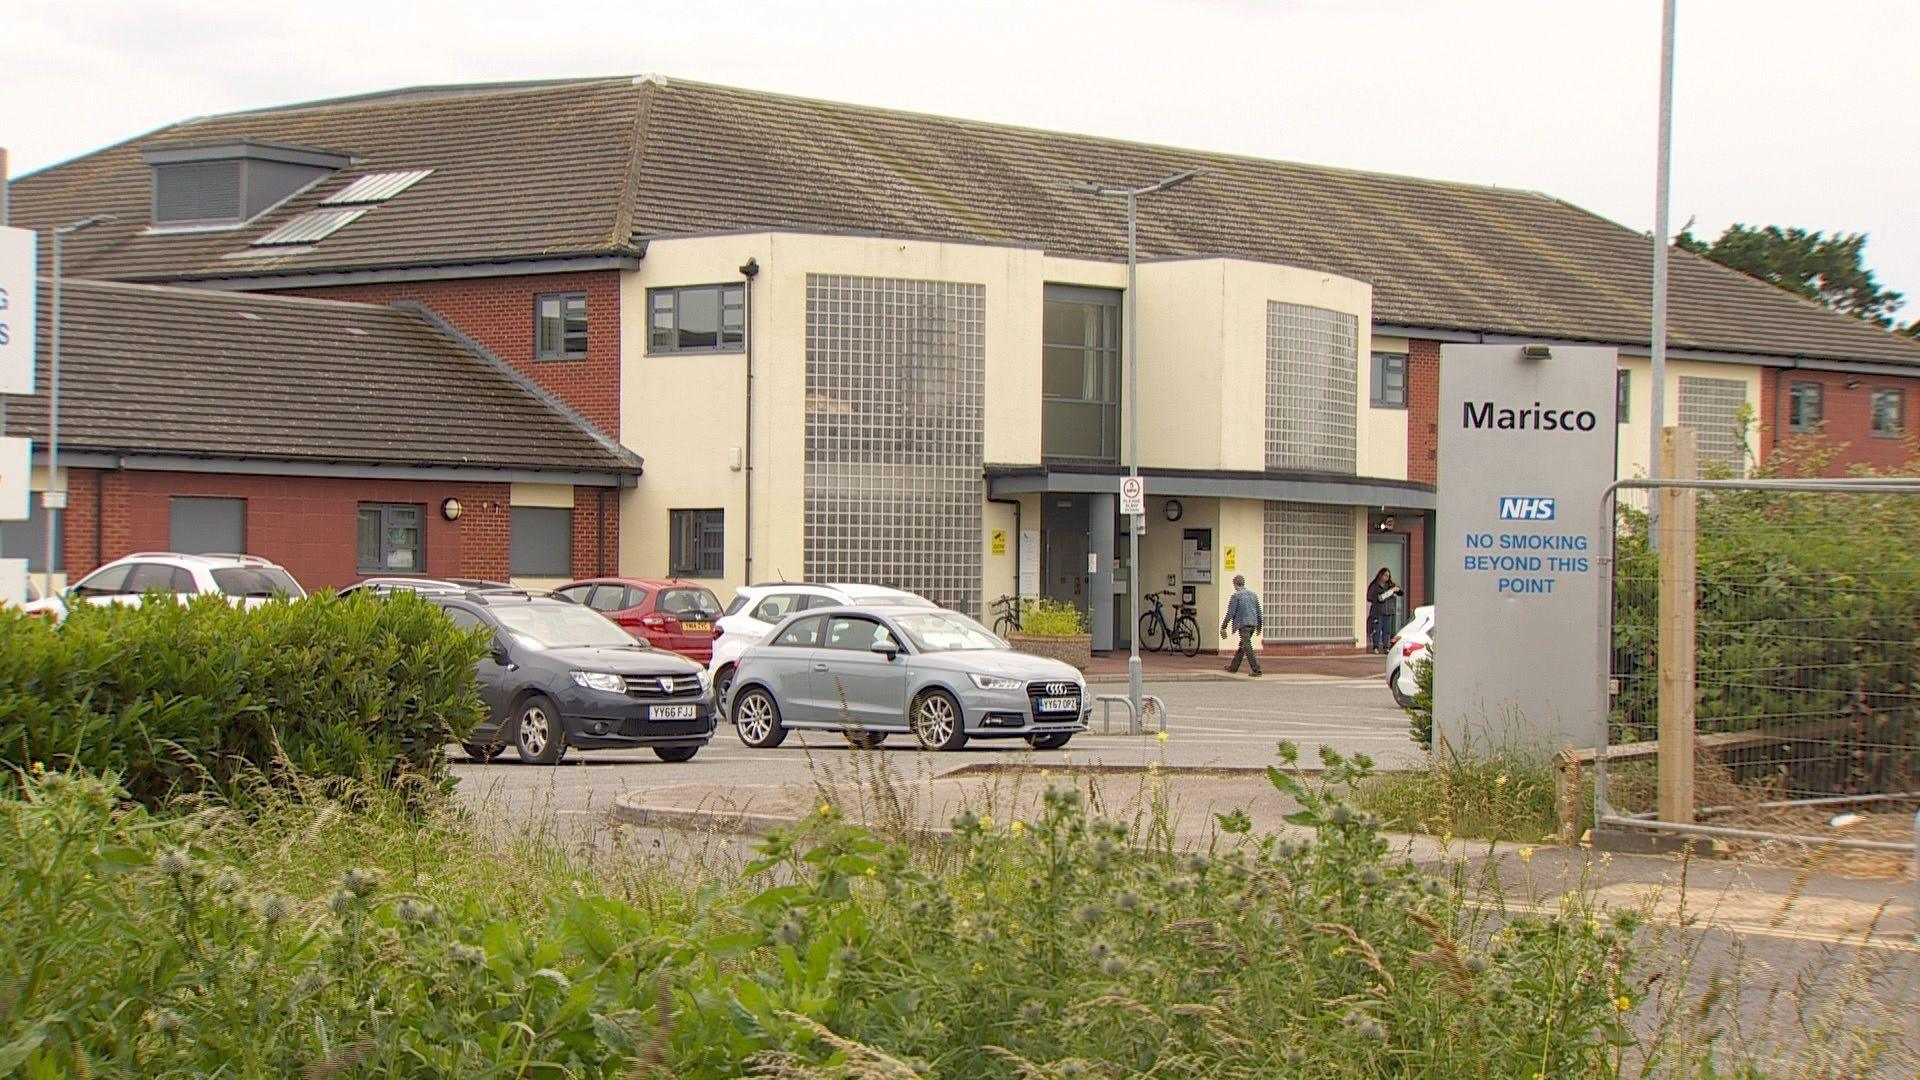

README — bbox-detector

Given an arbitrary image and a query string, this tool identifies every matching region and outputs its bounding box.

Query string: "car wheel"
[653,745,700,763]
[461,741,504,763]
[844,730,887,750]
[512,695,567,765]
[909,689,967,751]
[1026,732,1073,751]
[733,687,788,749]
[1389,670,1414,711]
[713,664,735,708]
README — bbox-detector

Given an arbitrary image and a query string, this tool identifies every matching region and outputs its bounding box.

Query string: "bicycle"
[990,594,1022,637]
[1138,590,1200,657]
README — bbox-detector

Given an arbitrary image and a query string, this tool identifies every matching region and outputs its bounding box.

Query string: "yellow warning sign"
[990,529,1007,556]
[1223,545,1237,571]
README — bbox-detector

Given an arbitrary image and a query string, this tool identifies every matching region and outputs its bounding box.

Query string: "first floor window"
[535,293,588,359]
[1369,352,1407,408]
[669,509,725,578]
[510,506,574,577]
[649,284,745,354]
[358,503,424,573]
[170,497,246,554]
[1616,369,1630,423]
[1788,382,1823,433]
[1871,388,1905,437]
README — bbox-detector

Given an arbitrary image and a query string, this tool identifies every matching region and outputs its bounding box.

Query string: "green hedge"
[0,592,486,805]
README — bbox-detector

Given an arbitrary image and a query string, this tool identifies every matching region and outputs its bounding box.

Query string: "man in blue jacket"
[1219,574,1263,677]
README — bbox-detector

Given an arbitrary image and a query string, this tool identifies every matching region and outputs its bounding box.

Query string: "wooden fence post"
[1657,427,1698,824]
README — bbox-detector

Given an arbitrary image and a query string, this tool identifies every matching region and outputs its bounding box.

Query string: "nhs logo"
[1498,497,1556,520]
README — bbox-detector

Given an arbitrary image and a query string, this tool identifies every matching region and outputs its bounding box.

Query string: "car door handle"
[812,663,829,672]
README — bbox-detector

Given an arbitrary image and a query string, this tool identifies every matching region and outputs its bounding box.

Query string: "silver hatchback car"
[727,604,1090,751]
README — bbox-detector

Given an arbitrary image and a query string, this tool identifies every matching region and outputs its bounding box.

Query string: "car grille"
[623,673,703,698]
[1026,679,1083,718]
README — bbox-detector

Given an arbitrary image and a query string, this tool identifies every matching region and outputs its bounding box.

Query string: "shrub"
[0,591,485,806]
[1017,597,1087,636]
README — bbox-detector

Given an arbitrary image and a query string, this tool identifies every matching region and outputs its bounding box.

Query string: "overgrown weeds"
[1352,747,1562,844]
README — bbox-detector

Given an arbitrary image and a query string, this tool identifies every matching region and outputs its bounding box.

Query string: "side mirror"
[489,636,512,665]
[870,640,900,661]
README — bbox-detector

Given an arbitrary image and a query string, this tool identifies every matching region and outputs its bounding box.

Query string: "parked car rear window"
[210,567,304,598]
[659,587,720,618]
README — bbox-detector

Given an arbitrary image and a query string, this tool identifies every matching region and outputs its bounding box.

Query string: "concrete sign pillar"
[1434,345,1617,754]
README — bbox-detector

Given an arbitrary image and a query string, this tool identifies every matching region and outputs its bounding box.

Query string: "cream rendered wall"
[621,233,1048,598]
[1348,506,1370,644]
[1372,335,1410,355]
[1213,498,1266,654]
[1614,357,1764,481]
[1360,346,1409,482]
[1132,260,1228,469]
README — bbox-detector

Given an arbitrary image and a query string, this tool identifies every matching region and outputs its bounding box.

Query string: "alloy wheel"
[736,692,774,744]
[518,705,550,757]
[915,694,956,747]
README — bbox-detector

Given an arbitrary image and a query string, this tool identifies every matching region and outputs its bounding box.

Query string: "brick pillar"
[1407,340,1440,485]
[570,488,619,578]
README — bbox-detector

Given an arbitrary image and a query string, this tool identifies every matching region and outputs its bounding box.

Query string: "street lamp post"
[45,215,110,598]
[1071,169,1200,727]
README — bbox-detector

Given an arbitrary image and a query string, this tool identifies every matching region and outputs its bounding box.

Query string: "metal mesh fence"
[1599,476,1920,857]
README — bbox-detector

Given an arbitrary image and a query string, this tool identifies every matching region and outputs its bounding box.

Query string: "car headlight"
[570,671,627,694]
[969,673,1023,691]
[697,668,712,692]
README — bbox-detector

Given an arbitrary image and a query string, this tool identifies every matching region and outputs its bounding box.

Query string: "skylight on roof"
[253,208,368,246]
[321,169,433,205]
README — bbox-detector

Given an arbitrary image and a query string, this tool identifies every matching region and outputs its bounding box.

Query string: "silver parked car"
[727,604,1090,751]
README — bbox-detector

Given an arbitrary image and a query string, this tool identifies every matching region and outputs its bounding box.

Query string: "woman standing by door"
[1366,568,1402,654]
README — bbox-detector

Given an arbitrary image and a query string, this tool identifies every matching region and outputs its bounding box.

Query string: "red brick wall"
[61,469,513,590]
[570,489,621,579]
[1757,367,1920,473]
[280,271,622,436]
[1406,340,1440,484]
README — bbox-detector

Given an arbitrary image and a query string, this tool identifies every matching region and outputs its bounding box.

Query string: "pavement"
[1080,648,1384,682]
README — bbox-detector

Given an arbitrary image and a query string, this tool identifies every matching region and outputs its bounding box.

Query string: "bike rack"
[1094,693,1167,735]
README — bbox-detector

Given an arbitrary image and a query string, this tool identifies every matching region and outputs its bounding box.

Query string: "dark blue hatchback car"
[433,590,715,764]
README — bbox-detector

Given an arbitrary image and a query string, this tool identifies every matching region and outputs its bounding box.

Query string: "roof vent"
[322,169,433,205]
[634,73,669,87]
[142,141,352,229]
[253,207,368,246]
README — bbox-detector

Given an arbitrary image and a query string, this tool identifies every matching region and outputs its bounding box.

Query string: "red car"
[553,578,723,661]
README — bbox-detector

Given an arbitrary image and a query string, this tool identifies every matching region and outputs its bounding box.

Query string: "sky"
[5,0,1917,323]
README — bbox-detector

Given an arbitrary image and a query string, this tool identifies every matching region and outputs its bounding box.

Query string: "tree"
[1676,224,1906,328]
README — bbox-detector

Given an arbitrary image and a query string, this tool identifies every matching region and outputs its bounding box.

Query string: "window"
[649,284,745,354]
[1788,382,1823,434]
[1041,286,1122,463]
[587,584,633,612]
[125,562,190,595]
[169,497,246,555]
[1266,302,1358,473]
[209,567,300,598]
[1677,376,1749,474]
[1262,502,1355,643]
[535,293,588,359]
[824,616,895,652]
[442,606,486,632]
[771,615,824,648]
[751,592,806,624]
[1369,352,1407,408]
[669,509,725,578]
[71,564,132,598]
[0,499,58,572]
[510,507,573,577]
[553,584,593,604]
[357,504,424,573]
[1616,370,1630,423]
[1871,388,1905,437]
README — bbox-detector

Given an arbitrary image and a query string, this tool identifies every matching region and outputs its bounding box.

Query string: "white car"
[1387,605,1434,710]
[708,582,934,701]
[62,552,305,617]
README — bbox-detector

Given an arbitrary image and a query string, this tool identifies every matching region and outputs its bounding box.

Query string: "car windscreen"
[893,611,1006,653]
[209,567,305,598]
[659,587,720,619]
[491,602,642,649]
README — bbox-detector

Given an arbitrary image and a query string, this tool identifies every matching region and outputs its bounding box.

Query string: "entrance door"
[1042,496,1090,623]
[1366,534,1410,632]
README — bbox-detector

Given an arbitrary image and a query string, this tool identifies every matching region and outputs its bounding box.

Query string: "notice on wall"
[990,528,1006,557]
[0,437,28,521]
[1017,529,1040,596]
[1222,545,1236,572]
[1180,528,1213,584]
[0,228,35,396]
[1434,345,1616,753]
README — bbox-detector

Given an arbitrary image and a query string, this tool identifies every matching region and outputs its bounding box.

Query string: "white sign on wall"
[1434,345,1617,753]
[0,558,25,606]
[0,227,36,395]
[1017,529,1040,596]
[0,437,28,521]
[1120,475,1145,517]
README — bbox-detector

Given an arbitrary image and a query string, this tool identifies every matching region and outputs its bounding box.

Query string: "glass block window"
[1266,302,1358,473]
[1677,376,1748,474]
[804,274,985,616]
[1262,501,1354,643]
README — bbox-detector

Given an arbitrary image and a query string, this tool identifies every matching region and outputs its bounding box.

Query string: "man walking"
[1220,574,1263,677]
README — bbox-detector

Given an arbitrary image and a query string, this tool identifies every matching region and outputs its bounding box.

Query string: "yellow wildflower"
[1156,731,1169,743]
[818,803,832,817]
[1010,821,1025,834]
[1519,846,1534,864]
[1614,995,1632,1012]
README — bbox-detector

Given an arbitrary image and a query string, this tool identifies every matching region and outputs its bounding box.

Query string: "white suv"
[62,552,306,617]
[708,582,933,701]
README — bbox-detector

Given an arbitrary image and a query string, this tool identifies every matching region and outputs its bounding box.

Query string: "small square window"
[535,293,588,360]
[669,509,725,578]
[1616,369,1630,424]
[1369,352,1407,409]
[1871,388,1905,437]
[1788,382,1823,434]
[357,503,424,573]
[648,285,746,355]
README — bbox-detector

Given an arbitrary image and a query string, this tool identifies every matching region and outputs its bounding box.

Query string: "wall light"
[1521,345,1553,361]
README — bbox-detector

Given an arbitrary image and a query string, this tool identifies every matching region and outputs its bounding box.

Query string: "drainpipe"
[739,257,759,585]
[597,487,609,575]
[989,495,1022,604]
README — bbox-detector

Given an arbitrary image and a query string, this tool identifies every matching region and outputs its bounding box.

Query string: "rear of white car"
[708,582,932,701]
[1386,605,1434,709]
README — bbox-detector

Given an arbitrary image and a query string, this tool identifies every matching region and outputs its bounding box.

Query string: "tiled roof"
[3,280,640,475]
[14,76,1919,367]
